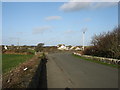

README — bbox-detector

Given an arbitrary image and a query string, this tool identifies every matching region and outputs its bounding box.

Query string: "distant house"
[58,44,66,50]
[70,46,75,50]
[65,46,69,50]
[57,44,69,50]
[28,47,35,50]
[4,45,8,50]
[57,44,82,51]
[75,47,82,51]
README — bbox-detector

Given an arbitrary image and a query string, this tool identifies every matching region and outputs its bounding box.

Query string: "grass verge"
[73,54,119,68]
[2,54,33,73]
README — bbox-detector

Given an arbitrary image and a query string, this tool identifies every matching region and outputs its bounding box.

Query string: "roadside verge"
[2,53,47,88]
[73,52,119,68]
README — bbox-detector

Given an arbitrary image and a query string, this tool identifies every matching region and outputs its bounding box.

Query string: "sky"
[2,2,118,46]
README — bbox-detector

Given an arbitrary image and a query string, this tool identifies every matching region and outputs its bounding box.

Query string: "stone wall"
[73,52,120,65]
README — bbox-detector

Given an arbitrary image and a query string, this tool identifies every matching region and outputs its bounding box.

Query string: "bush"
[35,43,44,52]
[83,27,120,59]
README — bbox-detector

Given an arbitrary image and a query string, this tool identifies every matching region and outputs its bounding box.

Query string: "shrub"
[35,43,44,52]
[84,27,120,59]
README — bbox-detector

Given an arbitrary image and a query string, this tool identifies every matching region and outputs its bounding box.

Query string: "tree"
[92,27,120,58]
[35,43,44,52]
[67,45,72,48]
[20,45,28,52]
[84,27,120,59]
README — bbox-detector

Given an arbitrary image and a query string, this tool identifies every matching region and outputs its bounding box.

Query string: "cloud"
[2,0,119,2]
[65,30,75,34]
[33,26,52,34]
[9,37,20,40]
[69,0,119,2]
[81,27,88,33]
[60,2,90,12]
[84,18,91,22]
[45,16,62,21]
[16,32,23,35]
[59,0,117,12]
[65,28,88,35]
[90,2,117,9]
[64,30,81,35]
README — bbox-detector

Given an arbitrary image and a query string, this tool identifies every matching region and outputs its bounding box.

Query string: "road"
[46,52,118,88]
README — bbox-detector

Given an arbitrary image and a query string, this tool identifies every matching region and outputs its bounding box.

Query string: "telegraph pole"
[17,38,19,46]
[82,31,85,50]
[82,28,87,51]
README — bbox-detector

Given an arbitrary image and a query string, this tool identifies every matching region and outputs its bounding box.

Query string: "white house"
[4,45,8,50]
[57,44,82,51]
[57,44,69,50]
[75,47,82,50]
[58,44,66,50]
[70,46,75,50]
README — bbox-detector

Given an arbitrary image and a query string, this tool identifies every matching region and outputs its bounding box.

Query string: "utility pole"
[82,28,87,51]
[17,38,19,46]
[82,31,85,50]
[17,38,20,49]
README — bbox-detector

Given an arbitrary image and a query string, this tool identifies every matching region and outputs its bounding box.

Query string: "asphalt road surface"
[46,52,118,88]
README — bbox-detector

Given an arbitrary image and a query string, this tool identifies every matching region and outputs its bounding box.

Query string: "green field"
[2,54,33,73]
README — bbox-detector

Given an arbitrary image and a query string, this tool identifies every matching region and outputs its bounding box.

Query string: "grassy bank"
[2,54,33,73]
[73,54,119,68]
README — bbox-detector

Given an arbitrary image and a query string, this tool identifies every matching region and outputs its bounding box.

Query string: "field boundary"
[28,56,47,88]
[73,52,120,68]
[2,54,41,88]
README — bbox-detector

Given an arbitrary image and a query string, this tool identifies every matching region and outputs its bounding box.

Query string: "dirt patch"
[2,54,42,88]
[4,50,29,55]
